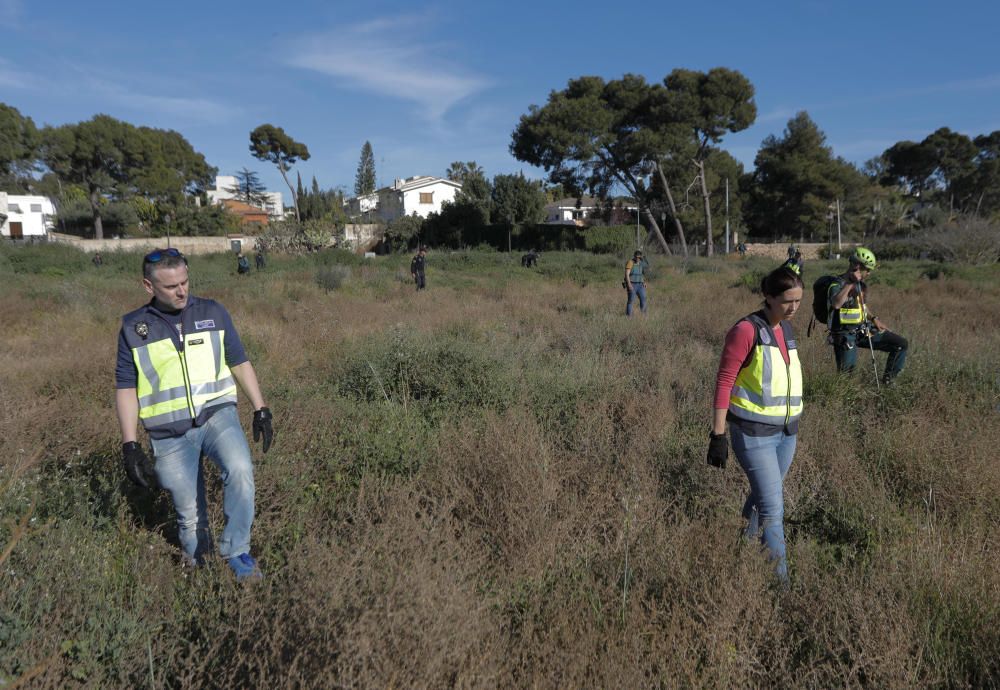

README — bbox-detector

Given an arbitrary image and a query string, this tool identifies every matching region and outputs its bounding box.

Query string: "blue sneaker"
[227,553,263,582]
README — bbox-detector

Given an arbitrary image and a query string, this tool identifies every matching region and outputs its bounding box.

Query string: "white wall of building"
[346,193,379,216]
[376,177,462,223]
[0,193,56,238]
[207,175,285,219]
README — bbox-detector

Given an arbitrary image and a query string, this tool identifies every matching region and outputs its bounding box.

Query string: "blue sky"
[2,0,999,200]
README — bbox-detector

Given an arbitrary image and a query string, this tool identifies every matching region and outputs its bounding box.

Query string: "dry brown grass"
[1,248,998,687]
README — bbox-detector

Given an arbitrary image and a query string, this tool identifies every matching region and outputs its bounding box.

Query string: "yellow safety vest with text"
[131,323,237,433]
[728,313,803,427]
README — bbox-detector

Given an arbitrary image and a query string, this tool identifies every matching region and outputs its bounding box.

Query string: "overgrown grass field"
[1,244,998,687]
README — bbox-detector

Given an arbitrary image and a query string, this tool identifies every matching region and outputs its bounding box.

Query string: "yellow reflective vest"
[122,297,238,437]
[828,278,866,330]
[728,312,803,428]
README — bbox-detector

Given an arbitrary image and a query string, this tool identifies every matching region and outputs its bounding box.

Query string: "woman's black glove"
[707,432,728,469]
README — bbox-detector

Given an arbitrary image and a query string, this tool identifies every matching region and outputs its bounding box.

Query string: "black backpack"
[811,275,838,323]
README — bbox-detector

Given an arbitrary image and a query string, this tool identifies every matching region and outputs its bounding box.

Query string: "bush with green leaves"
[581,225,636,254]
[336,328,515,413]
[315,264,351,291]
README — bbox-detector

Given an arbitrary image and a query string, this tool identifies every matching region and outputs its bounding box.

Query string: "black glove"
[707,432,728,469]
[252,407,274,453]
[122,441,156,489]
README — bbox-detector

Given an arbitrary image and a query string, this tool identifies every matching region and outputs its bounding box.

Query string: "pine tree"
[226,168,269,208]
[355,141,376,197]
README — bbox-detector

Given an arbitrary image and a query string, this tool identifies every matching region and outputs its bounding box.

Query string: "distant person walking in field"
[255,250,266,271]
[708,266,804,583]
[824,247,908,384]
[624,250,649,317]
[782,250,804,277]
[521,249,538,268]
[114,247,274,581]
[92,252,103,267]
[737,242,747,258]
[411,245,427,290]
[237,252,250,275]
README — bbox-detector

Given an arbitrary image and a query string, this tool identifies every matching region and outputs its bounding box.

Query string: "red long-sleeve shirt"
[713,318,790,410]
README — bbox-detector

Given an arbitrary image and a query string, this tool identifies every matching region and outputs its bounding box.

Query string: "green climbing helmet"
[851,246,877,270]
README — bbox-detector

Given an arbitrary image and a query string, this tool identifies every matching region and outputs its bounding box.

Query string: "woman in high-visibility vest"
[707,266,804,583]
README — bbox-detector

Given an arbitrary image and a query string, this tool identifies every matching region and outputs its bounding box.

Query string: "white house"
[0,193,56,239]
[544,196,601,225]
[376,176,463,223]
[206,175,285,220]
[345,193,379,218]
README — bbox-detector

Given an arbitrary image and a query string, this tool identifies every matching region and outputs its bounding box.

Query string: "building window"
[8,203,21,213]
[30,203,43,212]
[419,192,434,204]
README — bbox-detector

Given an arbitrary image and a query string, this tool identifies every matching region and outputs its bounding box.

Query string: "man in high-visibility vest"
[827,247,908,383]
[624,250,650,316]
[114,248,274,581]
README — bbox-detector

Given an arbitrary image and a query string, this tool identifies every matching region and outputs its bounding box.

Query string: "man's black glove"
[707,432,728,469]
[252,407,274,453]
[122,441,156,489]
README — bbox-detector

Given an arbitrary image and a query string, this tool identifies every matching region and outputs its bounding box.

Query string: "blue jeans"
[626,282,647,316]
[833,329,908,382]
[730,426,796,582]
[150,405,255,563]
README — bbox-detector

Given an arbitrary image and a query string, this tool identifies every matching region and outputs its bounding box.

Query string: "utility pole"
[836,198,842,251]
[636,206,640,251]
[724,177,730,254]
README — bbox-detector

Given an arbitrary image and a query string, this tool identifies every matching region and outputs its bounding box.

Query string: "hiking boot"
[227,553,263,582]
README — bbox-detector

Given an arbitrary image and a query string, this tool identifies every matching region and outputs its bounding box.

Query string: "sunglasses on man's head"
[143,247,185,263]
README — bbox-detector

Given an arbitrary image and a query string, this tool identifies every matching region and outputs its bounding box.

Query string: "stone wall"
[742,242,850,260]
[49,232,253,255]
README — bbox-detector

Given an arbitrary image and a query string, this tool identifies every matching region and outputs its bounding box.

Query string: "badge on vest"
[188,338,204,345]
[759,328,771,345]
[135,321,149,339]
[194,319,216,329]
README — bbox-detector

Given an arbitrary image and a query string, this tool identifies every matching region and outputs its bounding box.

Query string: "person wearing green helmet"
[827,247,908,383]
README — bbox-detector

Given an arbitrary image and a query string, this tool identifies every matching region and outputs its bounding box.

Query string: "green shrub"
[336,329,514,412]
[582,225,635,254]
[732,267,766,293]
[315,265,351,291]
[0,242,90,274]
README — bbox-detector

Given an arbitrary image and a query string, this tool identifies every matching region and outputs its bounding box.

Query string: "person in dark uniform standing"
[410,245,427,290]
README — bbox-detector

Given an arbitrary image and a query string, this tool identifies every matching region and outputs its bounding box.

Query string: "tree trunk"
[696,159,713,256]
[90,190,104,240]
[278,164,300,222]
[655,162,688,257]
[641,207,672,255]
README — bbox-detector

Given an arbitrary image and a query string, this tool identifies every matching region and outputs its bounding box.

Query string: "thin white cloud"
[285,15,489,122]
[827,138,896,158]
[757,106,800,124]
[81,75,237,125]
[892,74,1000,99]
[0,0,22,27]
[763,73,1000,125]
[0,57,30,89]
